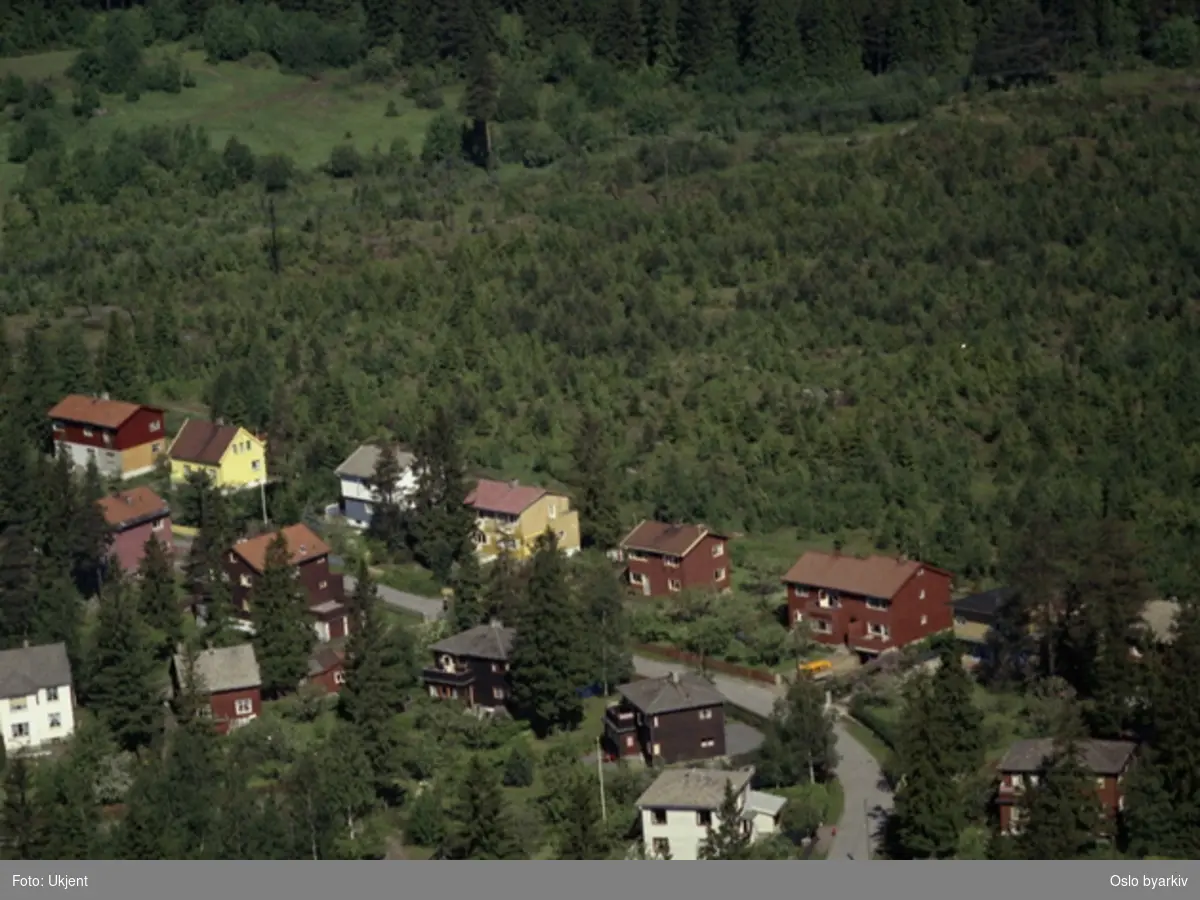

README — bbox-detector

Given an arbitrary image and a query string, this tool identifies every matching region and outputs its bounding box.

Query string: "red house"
[171,643,262,735]
[305,643,347,695]
[996,738,1137,835]
[97,487,173,574]
[48,394,167,481]
[783,550,953,659]
[619,521,732,597]
[223,524,349,642]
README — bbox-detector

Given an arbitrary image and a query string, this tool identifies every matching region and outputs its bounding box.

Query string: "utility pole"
[602,611,609,696]
[597,738,608,823]
[863,799,871,861]
[259,477,268,525]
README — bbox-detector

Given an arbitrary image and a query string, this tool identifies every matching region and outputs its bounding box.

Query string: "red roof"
[466,479,548,516]
[620,520,720,557]
[48,394,157,430]
[231,524,329,573]
[782,551,930,599]
[97,487,170,528]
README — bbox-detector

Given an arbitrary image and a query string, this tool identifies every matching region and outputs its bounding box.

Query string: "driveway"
[356,578,893,859]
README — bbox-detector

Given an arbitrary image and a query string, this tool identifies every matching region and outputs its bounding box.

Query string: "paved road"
[369,581,893,859]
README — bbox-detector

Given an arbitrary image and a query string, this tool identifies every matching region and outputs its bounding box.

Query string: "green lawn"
[376,562,443,598]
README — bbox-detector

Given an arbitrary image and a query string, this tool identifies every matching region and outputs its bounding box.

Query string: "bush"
[362,46,394,82]
[502,742,536,788]
[328,143,363,178]
[625,90,677,137]
[385,99,399,118]
[1151,16,1200,68]
[496,121,566,169]
[405,785,445,847]
[258,153,295,192]
[421,109,465,167]
[496,66,541,122]
[1,73,26,107]
[8,115,60,163]
[222,136,257,183]
[73,84,101,119]
[406,67,444,110]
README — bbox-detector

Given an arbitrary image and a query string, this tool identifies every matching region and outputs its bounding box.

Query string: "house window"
[152,519,164,531]
[867,623,890,638]
[149,420,162,432]
[818,590,839,609]
[917,568,925,576]
[697,810,712,827]
[793,610,804,624]
[9,697,27,712]
[955,617,967,627]
[102,433,113,446]
[334,671,346,685]
[53,422,64,432]
[712,542,724,558]
[198,706,213,718]
[83,428,94,437]
[652,716,659,728]
[699,708,714,721]
[866,597,887,611]
[812,620,833,634]
[629,572,643,586]
[49,712,62,729]
[240,575,252,588]
[234,698,254,716]
[651,838,670,857]
[1027,774,1039,787]
[152,442,162,453]
[920,614,928,626]
[651,810,667,826]
[491,663,505,673]
[493,687,507,700]
[701,738,716,749]
[251,460,262,471]
[1096,777,1106,788]
[318,580,328,589]
[625,735,635,748]
[229,553,237,563]
[714,568,726,581]
[668,579,682,592]
[548,504,557,519]
[665,556,681,568]
[627,551,646,562]
[919,589,926,600]
[46,687,59,702]
[797,588,810,597]
[11,722,30,738]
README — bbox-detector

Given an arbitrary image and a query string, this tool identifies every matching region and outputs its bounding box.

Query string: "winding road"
[357,574,894,860]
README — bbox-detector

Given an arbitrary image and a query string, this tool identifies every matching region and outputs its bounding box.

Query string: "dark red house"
[783,550,953,659]
[603,672,728,764]
[171,643,262,735]
[97,487,173,574]
[422,622,513,709]
[305,643,347,695]
[996,738,1137,835]
[224,524,349,642]
[619,521,732,598]
[48,394,167,481]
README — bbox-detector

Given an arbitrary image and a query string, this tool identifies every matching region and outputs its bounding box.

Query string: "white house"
[636,766,786,860]
[334,443,418,529]
[0,642,77,755]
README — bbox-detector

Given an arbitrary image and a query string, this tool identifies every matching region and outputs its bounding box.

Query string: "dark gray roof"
[175,644,262,694]
[430,623,514,661]
[997,738,1137,775]
[953,586,1015,622]
[617,672,725,715]
[335,443,415,480]
[636,767,754,810]
[0,642,73,698]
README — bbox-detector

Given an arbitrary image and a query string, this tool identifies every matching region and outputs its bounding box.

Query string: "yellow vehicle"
[797,659,833,679]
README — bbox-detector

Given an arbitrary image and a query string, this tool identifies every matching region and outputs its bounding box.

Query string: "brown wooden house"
[996,738,1138,835]
[619,521,732,598]
[422,622,514,709]
[305,642,347,695]
[603,672,727,764]
[172,643,262,735]
[223,524,350,642]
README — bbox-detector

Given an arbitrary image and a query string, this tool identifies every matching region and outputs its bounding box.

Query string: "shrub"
[385,99,399,118]
[328,143,362,178]
[496,121,565,169]
[362,46,394,82]
[258,153,295,192]
[421,109,464,167]
[1,73,26,107]
[502,742,536,788]
[1151,16,1200,69]
[406,67,444,110]
[7,114,60,163]
[73,84,101,119]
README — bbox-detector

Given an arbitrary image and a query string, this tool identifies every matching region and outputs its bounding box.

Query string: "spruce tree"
[439,754,522,859]
[678,0,738,76]
[805,0,865,81]
[250,532,313,699]
[572,411,623,552]
[509,530,585,736]
[483,543,526,623]
[33,750,100,860]
[138,533,182,656]
[409,407,476,583]
[890,750,964,858]
[54,321,94,396]
[86,575,162,753]
[742,0,804,79]
[596,0,649,69]
[362,0,400,47]
[1,756,37,859]
[111,757,173,859]
[502,741,536,788]
[574,551,634,691]
[700,781,752,859]
[448,549,486,632]
[556,770,612,859]
[928,642,983,777]
[98,312,143,400]
[31,566,84,673]
[1015,738,1101,859]
[365,443,406,554]
[645,0,680,69]
[73,457,112,598]
[755,672,838,787]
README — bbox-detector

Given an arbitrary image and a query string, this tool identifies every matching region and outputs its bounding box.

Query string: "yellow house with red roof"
[466,478,580,562]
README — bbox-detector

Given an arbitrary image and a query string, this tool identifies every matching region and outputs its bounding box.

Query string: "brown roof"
[48,394,155,430]
[231,524,329,573]
[620,520,722,557]
[466,479,548,516]
[782,550,935,599]
[997,739,1138,776]
[97,487,170,529]
[169,419,242,465]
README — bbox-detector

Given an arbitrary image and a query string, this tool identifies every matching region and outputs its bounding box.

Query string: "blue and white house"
[335,443,418,529]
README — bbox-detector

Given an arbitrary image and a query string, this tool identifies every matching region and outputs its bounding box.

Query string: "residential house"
[223,524,349,642]
[783,550,953,660]
[952,587,1016,663]
[422,621,514,708]
[637,767,785,861]
[0,642,76,755]
[996,738,1138,835]
[305,643,347,695]
[168,418,267,491]
[466,478,581,562]
[334,443,418,529]
[603,671,727,764]
[619,520,732,597]
[172,644,262,735]
[48,394,167,480]
[97,486,173,574]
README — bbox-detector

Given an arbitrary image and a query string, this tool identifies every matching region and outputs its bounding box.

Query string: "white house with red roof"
[465,478,580,562]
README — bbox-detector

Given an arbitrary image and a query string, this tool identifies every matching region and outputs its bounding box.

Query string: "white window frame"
[865,597,887,611]
[149,420,162,432]
[83,428,94,438]
[711,542,724,558]
[664,556,681,569]
[493,687,507,700]
[812,620,833,634]
[46,687,59,702]
[152,519,164,531]
[651,838,670,857]
[234,697,254,716]
[11,722,30,738]
[650,810,667,826]
[668,578,682,592]
[699,708,713,721]
[9,697,28,712]
[700,738,716,749]
[49,712,62,729]
[714,567,726,581]
[239,574,252,588]
[867,622,890,638]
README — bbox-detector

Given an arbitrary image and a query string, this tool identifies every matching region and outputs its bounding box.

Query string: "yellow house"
[466,478,580,562]
[167,418,268,491]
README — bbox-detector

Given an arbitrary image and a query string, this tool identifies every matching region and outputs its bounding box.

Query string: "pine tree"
[524,0,577,50]
[1015,738,1101,859]
[645,0,680,69]
[34,747,101,859]
[805,0,865,80]
[462,45,499,167]
[17,317,61,447]
[483,543,526,623]
[251,532,313,699]
[138,534,182,656]
[409,407,475,582]
[362,0,401,47]
[73,457,112,598]
[574,551,634,691]
[596,0,649,69]
[928,642,983,778]
[678,0,738,76]
[556,771,611,859]
[509,530,585,736]
[572,411,623,552]
[365,443,407,554]
[448,550,486,632]
[742,0,804,79]
[890,749,964,858]
[86,575,161,753]
[439,754,522,859]
[1,756,37,859]
[98,312,143,400]
[54,321,94,396]
[755,672,838,787]
[700,781,752,859]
